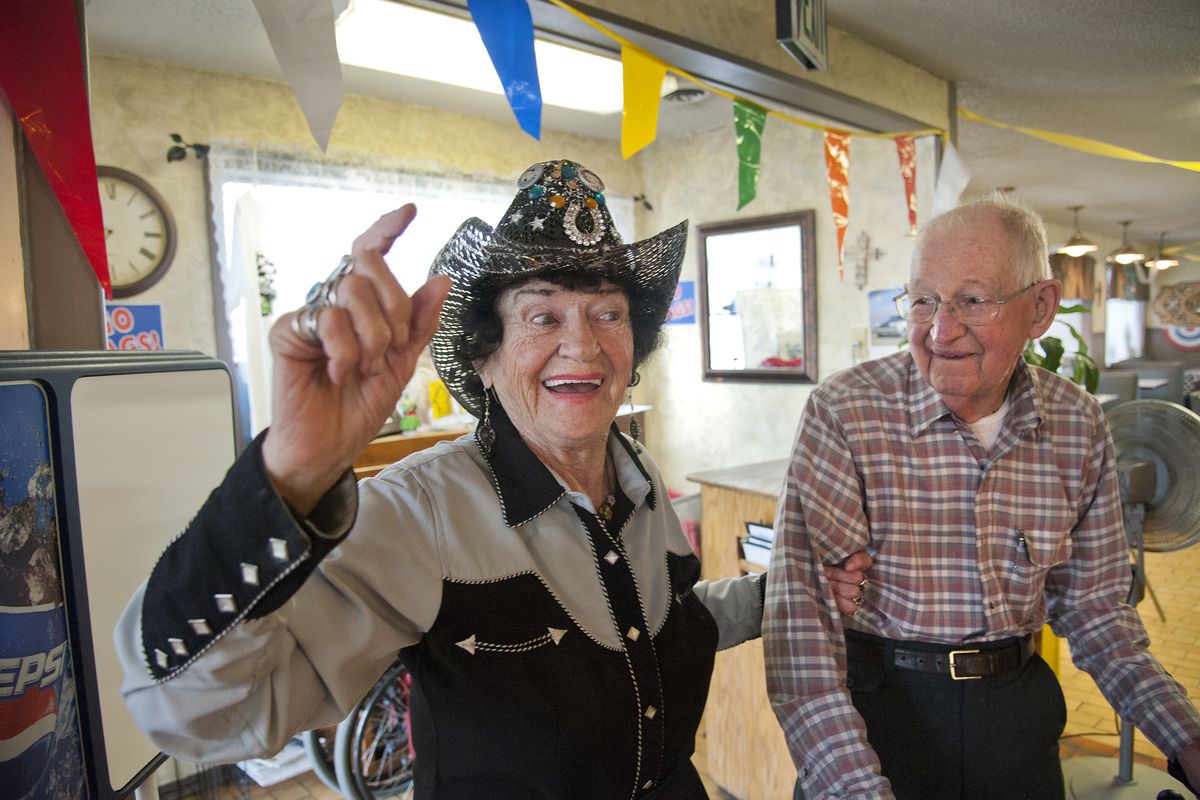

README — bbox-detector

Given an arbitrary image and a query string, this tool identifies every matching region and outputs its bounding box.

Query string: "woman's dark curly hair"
[456,271,667,393]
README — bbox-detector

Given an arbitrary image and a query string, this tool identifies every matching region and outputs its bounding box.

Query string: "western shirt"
[764,351,1200,799]
[116,400,764,799]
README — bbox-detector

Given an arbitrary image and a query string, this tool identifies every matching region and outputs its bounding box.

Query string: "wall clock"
[97,166,178,298]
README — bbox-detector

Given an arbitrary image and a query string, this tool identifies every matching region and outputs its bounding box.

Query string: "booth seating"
[1110,359,1185,404]
[1094,370,1138,411]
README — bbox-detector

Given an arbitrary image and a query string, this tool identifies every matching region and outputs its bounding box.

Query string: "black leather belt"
[846,631,1035,681]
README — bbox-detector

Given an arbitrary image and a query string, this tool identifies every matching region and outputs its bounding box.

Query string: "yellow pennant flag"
[621,44,666,159]
[960,108,1200,173]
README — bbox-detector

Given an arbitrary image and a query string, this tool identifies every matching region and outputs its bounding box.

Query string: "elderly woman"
[115,160,863,798]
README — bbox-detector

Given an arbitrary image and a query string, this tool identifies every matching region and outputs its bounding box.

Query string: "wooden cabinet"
[688,460,794,800]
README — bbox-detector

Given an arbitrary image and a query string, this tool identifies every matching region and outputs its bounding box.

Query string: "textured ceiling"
[84,0,1200,248]
[826,0,1200,246]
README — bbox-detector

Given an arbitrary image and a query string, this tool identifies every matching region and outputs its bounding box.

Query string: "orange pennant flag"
[895,135,918,236]
[824,131,851,278]
[621,44,666,159]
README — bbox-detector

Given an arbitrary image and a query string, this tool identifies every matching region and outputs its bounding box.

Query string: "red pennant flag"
[824,131,850,279]
[895,135,918,236]
[0,0,110,296]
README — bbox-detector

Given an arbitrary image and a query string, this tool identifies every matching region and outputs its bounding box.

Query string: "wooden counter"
[688,459,794,800]
[353,426,472,479]
[353,406,649,480]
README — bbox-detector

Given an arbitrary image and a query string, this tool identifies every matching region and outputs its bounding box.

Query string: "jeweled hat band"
[488,159,624,251]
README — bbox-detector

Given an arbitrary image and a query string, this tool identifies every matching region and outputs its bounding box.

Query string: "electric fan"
[1065,400,1200,798]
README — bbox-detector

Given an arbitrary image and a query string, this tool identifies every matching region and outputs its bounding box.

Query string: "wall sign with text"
[104,304,165,351]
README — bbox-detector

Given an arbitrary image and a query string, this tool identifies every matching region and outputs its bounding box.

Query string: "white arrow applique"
[456,627,568,655]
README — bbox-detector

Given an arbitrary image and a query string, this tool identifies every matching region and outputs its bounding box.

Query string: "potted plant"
[1022,302,1099,393]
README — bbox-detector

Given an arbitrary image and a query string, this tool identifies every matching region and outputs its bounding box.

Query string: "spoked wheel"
[334,660,415,799]
[301,724,341,791]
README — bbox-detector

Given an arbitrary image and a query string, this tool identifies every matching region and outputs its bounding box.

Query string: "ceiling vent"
[663,86,708,104]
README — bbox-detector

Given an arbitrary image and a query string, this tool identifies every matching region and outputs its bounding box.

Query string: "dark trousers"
[837,632,1067,800]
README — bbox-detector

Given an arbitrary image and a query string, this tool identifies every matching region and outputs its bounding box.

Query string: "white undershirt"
[968,396,1011,451]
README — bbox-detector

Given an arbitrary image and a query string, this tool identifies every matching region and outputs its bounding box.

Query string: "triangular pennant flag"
[0,0,110,295]
[620,45,666,158]
[733,99,767,210]
[933,140,971,216]
[468,0,541,140]
[824,131,851,278]
[251,0,345,152]
[895,135,918,236]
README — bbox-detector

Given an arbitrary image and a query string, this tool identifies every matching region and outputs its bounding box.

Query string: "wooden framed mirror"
[696,211,817,383]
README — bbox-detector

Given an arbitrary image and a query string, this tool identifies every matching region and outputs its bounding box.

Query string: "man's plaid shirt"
[764,351,1200,799]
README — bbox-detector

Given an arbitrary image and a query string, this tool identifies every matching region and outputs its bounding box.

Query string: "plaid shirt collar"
[906,355,1046,438]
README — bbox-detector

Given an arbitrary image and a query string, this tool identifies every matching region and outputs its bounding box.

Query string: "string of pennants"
[467,0,1200,276]
[496,0,943,278]
[1,0,1197,299]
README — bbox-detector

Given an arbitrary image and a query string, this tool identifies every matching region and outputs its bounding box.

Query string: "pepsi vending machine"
[0,352,238,800]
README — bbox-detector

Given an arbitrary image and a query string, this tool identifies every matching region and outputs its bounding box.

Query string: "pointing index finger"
[352,204,418,261]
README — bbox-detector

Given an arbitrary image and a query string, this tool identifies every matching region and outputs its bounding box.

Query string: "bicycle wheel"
[301,724,341,791]
[334,660,415,799]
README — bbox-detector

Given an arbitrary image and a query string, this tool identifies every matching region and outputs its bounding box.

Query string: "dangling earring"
[477,388,496,456]
[627,371,641,442]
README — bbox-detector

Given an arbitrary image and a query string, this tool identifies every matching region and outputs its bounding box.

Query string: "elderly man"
[764,193,1200,800]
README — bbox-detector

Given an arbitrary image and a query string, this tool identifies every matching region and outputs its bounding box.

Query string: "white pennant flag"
[252,0,346,151]
[932,140,972,216]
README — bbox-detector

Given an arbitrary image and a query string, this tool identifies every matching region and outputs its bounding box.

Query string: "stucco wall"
[634,118,937,491]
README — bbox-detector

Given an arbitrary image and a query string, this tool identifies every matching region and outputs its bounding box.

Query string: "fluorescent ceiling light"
[336,0,624,114]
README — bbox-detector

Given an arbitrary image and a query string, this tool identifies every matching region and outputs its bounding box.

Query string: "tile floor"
[1056,543,1200,769]
[185,543,1199,800]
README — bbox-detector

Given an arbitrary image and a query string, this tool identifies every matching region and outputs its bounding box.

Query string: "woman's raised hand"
[262,205,451,515]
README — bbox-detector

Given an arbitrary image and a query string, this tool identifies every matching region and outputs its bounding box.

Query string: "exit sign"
[776,0,828,71]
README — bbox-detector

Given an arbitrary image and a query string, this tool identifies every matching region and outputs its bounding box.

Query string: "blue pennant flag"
[467,0,542,140]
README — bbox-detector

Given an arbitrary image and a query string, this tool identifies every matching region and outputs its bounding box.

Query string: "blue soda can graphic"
[0,381,86,800]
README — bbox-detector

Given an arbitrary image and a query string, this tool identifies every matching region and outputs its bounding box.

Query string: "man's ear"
[1029,279,1063,339]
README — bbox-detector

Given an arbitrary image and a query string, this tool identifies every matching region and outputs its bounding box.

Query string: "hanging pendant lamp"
[1108,221,1145,265]
[1144,232,1179,270]
[1056,206,1098,257]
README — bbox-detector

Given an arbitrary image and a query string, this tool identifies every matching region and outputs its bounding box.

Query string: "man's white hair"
[912,190,1052,287]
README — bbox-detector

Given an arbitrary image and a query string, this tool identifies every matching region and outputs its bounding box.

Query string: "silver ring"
[306,255,354,307]
[292,255,353,346]
[852,594,864,607]
[290,303,325,346]
[859,578,869,590]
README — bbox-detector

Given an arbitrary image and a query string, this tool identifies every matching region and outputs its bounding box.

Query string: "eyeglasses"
[892,282,1040,326]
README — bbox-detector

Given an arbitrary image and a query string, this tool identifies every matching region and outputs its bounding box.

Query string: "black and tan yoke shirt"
[115,402,763,799]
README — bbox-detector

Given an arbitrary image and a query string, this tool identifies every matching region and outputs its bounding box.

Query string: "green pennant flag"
[734,99,767,209]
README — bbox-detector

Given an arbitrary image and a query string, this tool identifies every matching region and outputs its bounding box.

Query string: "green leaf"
[1023,339,1045,368]
[1036,336,1065,374]
[1073,352,1100,394]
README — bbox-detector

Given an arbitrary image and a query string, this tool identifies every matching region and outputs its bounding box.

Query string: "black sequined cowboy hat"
[428,159,687,417]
